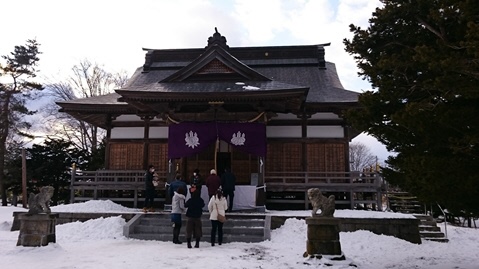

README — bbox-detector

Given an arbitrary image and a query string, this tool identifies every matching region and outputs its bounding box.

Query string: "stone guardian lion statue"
[307,188,335,217]
[28,186,55,214]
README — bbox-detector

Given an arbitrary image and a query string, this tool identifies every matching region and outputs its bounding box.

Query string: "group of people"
[144,166,236,248]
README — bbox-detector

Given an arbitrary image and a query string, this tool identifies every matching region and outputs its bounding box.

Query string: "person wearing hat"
[206,169,221,200]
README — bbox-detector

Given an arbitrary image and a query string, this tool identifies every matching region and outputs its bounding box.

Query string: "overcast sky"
[2,0,381,90]
[1,0,389,161]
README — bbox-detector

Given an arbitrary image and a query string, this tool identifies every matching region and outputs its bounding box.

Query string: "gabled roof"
[57,29,360,125]
[161,43,271,82]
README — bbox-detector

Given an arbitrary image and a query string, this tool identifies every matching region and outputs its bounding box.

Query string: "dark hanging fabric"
[217,122,266,157]
[168,122,266,159]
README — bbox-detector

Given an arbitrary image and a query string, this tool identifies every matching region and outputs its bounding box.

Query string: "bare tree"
[43,59,129,153]
[349,142,377,172]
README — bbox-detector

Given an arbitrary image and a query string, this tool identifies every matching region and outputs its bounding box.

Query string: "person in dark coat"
[143,165,156,212]
[221,167,236,212]
[190,168,203,192]
[185,185,205,248]
[205,169,221,200]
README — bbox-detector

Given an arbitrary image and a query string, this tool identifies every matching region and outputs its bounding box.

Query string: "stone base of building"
[16,213,58,247]
[305,217,343,258]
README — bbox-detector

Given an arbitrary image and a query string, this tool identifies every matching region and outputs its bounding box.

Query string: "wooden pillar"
[104,115,113,169]
[301,113,308,172]
[343,124,351,172]
[70,163,76,204]
[141,115,154,169]
[21,148,27,208]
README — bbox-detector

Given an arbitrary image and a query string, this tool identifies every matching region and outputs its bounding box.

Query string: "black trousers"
[223,190,234,211]
[144,188,155,207]
[211,220,224,244]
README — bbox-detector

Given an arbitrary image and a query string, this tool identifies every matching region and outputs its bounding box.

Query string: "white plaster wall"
[113,114,164,122]
[310,113,340,120]
[307,126,344,138]
[149,127,169,139]
[111,127,144,139]
[274,113,299,120]
[266,126,301,138]
[113,115,142,121]
[273,112,340,120]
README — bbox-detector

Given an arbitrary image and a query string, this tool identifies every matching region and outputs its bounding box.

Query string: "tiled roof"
[59,38,358,106]
[56,92,125,105]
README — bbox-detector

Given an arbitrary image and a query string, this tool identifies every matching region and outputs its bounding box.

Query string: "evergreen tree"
[0,39,42,206]
[27,138,87,205]
[344,0,479,215]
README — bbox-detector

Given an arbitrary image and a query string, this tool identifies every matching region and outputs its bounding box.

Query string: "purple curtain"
[217,122,266,157]
[168,122,266,159]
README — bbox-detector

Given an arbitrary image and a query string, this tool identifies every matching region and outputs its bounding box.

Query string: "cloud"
[1,0,380,92]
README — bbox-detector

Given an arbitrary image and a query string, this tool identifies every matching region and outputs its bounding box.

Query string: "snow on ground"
[1,201,478,269]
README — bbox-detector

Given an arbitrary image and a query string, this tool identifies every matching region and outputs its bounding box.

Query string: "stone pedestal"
[16,213,58,247]
[305,217,344,259]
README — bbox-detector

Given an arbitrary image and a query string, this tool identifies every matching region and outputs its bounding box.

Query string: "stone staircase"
[387,191,424,214]
[414,214,449,243]
[124,212,271,243]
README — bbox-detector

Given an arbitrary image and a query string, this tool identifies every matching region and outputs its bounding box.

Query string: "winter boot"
[187,238,192,249]
[194,238,200,248]
[173,226,182,244]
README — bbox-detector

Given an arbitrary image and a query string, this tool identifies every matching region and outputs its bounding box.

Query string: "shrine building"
[57,29,381,210]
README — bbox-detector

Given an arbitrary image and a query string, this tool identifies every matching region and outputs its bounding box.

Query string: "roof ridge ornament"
[207,27,229,49]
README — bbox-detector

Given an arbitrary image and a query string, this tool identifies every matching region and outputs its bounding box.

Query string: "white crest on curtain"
[231,131,246,146]
[185,131,200,148]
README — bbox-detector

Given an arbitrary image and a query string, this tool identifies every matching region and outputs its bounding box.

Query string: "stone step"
[126,213,269,243]
[134,224,264,235]
[419,231,446,238]
[129,233,266,243]
[414,214,434,221]
[139,217,265,227]
[422,237,449,243]
[418,225,441,232]
[421,221,439,226]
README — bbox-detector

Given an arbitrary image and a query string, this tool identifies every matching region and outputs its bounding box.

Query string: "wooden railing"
[70,170,384,210]
[264,171,384,210]
[70,169,167,207]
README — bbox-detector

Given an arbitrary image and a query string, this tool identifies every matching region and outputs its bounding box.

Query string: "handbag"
[215,202,226,223]
[152,173,160,187]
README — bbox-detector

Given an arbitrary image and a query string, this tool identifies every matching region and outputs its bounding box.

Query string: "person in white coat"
[208,188,228,246]
[171,186,186,244]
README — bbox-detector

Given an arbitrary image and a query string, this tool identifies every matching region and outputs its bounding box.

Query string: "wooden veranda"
[70,170,384,210]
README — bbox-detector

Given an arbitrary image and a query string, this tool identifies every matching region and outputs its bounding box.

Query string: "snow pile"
[56,216,126,241]
[51,200,141,213]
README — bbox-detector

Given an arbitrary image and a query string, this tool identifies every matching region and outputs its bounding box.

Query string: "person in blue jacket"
[169,173,187,199]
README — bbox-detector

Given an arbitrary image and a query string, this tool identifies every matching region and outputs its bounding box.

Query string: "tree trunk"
[0,152,7,206]
[0,95,11,206]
